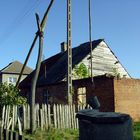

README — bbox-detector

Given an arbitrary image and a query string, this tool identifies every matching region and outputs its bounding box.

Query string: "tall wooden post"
[30,13,43,133]
[67,0,72,104]
[15,0,54,88]
[29,0,54,133]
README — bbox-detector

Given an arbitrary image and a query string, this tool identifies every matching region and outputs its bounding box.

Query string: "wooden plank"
[40,108,43,130]
[23,105,26,130]
[57,104,60,129]
[68,105,71,128]
[6,106,11,129]
[1,106,5,130]
[7,118,12,130]
[4,106,8,129]
[64,105,67,129]
[73,104,77,129]
[48,104,51,127]
[53,104,57,128]
[70,104,74,129]
[35,104,40,128]
[27,105,30,129]
[12,106,15,131]
[61,104,65,129]
[18,117,22,135]
[44,104,48,129]
[41,104,44,129]
[59,104,62,129]
[66,105,69,128]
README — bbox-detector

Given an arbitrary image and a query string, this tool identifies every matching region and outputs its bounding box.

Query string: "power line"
[0,0,42,45]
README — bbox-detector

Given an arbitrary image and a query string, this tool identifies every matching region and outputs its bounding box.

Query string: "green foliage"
[0,83,26,108]
[112,68,120,78]
[73,63,89,79]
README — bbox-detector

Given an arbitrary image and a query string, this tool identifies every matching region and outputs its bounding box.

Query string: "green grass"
[134,122,140,140]
[22,122,140,140]
[23,128,79,140]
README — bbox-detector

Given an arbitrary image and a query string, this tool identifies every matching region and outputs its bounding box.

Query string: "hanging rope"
[88,0,95,86]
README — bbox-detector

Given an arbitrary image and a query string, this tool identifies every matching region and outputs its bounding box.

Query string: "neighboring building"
[0,61,33,85]
[19,39,130,103]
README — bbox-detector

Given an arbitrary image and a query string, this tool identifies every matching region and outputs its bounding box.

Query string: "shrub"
[0,82,26,108]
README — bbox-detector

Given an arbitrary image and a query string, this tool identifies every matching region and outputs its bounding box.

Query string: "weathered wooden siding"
[75,41,130,78]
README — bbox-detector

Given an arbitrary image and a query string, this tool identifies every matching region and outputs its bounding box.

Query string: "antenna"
[67,0,72,104]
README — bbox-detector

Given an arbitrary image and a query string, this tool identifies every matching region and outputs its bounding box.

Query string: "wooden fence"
[0,128,31,140]
[0,104,87,135]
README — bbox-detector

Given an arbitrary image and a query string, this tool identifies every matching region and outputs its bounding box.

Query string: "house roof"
[0,61,33,75]
[19,39,103,88]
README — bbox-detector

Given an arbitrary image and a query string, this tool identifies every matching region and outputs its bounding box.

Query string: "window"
[43,90,50,104]
[77,87,86,105]
[8,77,17,85]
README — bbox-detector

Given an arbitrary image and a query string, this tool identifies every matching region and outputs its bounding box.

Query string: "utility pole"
[67,0,72,104]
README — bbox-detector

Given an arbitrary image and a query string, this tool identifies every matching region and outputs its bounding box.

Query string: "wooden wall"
[78,41,130,78]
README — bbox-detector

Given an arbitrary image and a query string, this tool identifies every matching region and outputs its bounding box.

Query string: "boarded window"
[77,87,86,105]
[43,90,50,104]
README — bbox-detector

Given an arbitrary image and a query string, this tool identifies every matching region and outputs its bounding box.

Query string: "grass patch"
[23,128,79,140]
[134,122,140,140]
[22,122,140,140]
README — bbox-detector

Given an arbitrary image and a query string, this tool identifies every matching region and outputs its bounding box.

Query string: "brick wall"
[20,76,115,111]
[44,83,68,104]
[73,76,115,112]
[20,76,140,121]
[114,78,140,121]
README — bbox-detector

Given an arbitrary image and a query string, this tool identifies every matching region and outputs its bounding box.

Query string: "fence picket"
[44,104,48,129]
[53,104,57,128]
[0,104,85,132]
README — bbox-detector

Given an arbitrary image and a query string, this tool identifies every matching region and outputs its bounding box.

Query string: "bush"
[0,82,26,108]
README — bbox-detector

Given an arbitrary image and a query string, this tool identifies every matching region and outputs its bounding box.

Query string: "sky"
[0,0,140,78]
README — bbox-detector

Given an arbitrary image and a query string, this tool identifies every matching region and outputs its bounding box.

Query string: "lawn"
[24,128,79,140]
[23,122,140,140]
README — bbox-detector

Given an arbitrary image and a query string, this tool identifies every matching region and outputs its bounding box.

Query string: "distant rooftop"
[0,61,33,75]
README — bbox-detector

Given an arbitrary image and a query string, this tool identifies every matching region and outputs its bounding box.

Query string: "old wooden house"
[19,39,130,104]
